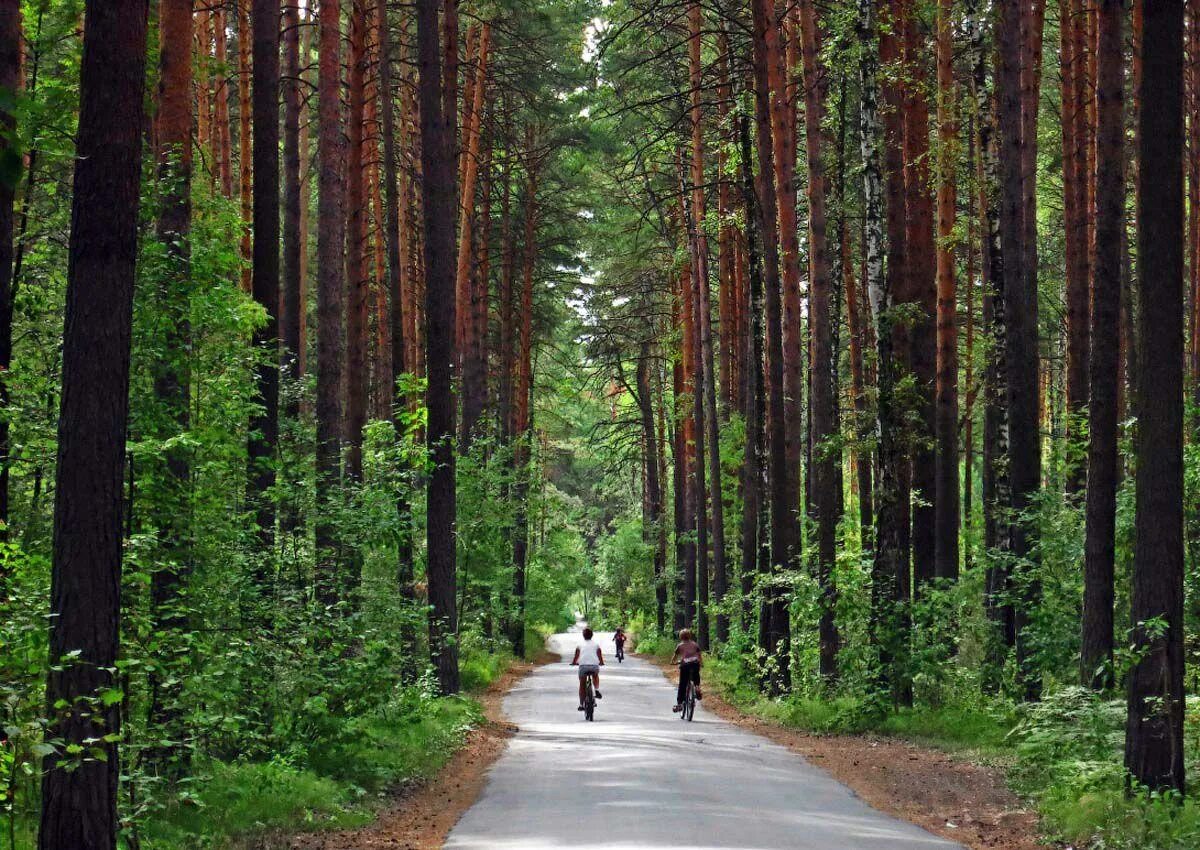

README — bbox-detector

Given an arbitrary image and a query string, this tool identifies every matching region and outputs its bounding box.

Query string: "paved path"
[445,629,962,850]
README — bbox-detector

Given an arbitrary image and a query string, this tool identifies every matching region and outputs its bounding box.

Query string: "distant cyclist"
[570,627,604,711]
[670,628,702,713]
[614,628,627,661]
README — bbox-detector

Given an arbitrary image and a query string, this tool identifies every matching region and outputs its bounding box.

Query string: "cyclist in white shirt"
[569,627,605,710]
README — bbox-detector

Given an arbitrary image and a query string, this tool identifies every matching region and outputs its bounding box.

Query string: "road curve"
[444,629,962,850]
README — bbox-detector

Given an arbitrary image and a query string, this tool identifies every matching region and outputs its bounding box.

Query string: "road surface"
[444,628,962,850]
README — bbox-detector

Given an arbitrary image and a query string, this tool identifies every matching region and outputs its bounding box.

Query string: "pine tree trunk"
[737,109,767,640]
[147,0,194,774]
[1081,0,1123,691]
[458,24,491,448]
[282,0,304,393]
[1125,0,1185,794]
[637,343,667,634]
[751,0,792,694]
[934,0,959,582]
[0,1,17,540]
[38,5,148,847]
[799,0,838,680]
[238,0,252,293]
[214,5,233,198]
[345,0,369,485]
[511,156,538,658]
[997,0,1042,702]
[860,0,905,703]
[315,0,347,608]
[1062,0,1090,491]
[248,0,280,546]
[880,0,912,704]
[900,0,938,595]
[687,1,726,646]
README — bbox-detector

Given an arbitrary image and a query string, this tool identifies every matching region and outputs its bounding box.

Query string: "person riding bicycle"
[570,627,604,711]
[670,628,702,713]
[614,628,627,660]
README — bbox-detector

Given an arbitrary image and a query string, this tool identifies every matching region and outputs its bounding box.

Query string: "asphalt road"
[444,628,962,850]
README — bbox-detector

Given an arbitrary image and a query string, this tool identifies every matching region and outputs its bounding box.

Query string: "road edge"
[636,650,1045,850]
[286,650,557,850]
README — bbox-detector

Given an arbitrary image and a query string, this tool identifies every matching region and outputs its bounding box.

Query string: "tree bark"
[0,2,19,540]
[900,0,938,595]
[750,0,792,692]
[934,0,959,582]
[147,0,194,774]
[1125,0,1185,794]
[238,0,252,293]
[282,0,304,393]
[1062,0,1090,491]
[687,0,727,646]
[345,0,369,486]
[511,153,539,659]
[418,0,460,693]
[458,24,491,449]
[1081,0,1123,691]
[315,0,347,608]
[997,0,1042,702]
[248,0,281,546]
[38,4,148,848]
[798,0,838,680]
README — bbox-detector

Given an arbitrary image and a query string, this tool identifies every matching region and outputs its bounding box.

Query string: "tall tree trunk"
[969,0,1015,679]
[315,0,347,608]
[1062,0,1090,491]
[1125,0,1185,794]
[799,0,838,680]
[458,24,491,448]
[148,0,194,774]
[717,34,736,415]
[900,0,938,595]
[38,4,148,847]
[418,0,460,694]
[377,0,416,669]
[637,343,667,633]
[934,0,959,582]
[238,0,252,293]
[737,109,766,640]
[880,0,912,703]
[997,0,1042,702]
[687,1,727,646]
[750,0,792,692]
[282,0,304,394]
[1081,0,1123,691]
[249,0,280,547]
[860,0,905,703]
[0,2,18,541]
[345,0,369,486]
[214,5,234,198]
[511,156,538,658]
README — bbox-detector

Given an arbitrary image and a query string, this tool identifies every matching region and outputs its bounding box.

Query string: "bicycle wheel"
[584,682,595,721]
[685,682,696,721]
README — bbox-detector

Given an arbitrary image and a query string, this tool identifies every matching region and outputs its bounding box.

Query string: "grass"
[138,647,510,850]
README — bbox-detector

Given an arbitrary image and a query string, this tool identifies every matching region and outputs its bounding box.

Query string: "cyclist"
[670,628,703,713]
[570,627,604,711]
[614,627,627,661]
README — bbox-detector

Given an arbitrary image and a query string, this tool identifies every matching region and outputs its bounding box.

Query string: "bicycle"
[615,643,625,663]
[582,673,597,721]
[678,662,698,722]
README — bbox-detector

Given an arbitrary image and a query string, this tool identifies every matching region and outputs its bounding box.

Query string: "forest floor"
[639,654,1046,850]
[285,650,556,850]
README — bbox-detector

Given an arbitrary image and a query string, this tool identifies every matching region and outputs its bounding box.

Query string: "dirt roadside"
[643,653,1046,850]
[287,653,554,850]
